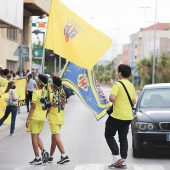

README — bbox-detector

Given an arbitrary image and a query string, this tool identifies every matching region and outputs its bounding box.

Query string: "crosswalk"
[13,164,166,170]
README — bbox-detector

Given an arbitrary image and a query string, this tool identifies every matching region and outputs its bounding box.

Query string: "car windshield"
[140,88,170,108]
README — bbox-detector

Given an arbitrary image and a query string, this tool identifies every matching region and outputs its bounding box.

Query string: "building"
[130,23,170,65]
[0,0,50,74]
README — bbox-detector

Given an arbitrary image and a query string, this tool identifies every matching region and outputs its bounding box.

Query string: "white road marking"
[134,165,164,170]
[74,164,104,170]
[14,165,46,170]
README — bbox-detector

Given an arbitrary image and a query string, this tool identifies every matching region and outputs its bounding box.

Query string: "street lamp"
[152,0,157,84]
[49,53,57,76]
[19,14,47,76]
[140,6,150,59]
[32,29,45,74]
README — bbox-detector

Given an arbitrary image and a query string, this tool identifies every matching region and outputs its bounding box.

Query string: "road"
[0,86,170,170]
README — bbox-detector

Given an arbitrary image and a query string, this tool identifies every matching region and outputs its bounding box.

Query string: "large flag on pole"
[61,62,111,120]
[44,0,112,70]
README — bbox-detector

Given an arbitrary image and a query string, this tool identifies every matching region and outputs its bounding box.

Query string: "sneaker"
[29,158,42,165]
[116,165,127,169]
[108,158,125,168]
[41,150,49,164]
[57,155,70,164]
[48,156,53,163]
[10,134,14,136]
[116,159,127,169]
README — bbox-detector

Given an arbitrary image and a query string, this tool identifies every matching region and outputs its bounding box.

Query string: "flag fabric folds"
[44,0,112,70]
[61,62,111,121]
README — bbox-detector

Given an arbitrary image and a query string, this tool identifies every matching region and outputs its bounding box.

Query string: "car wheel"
[132,140,145,158]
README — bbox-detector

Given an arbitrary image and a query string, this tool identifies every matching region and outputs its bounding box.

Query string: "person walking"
[0,81,20,136]
[26,74,38,112]
[105,64,136,169]
[0,69,9,88]
[26,74,49,165]
[47,76,70,164]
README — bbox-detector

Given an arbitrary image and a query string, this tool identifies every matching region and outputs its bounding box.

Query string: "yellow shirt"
[110,79,136,120]
[0,77,8,87]
[31,89,48,121]
[48,93,65,125]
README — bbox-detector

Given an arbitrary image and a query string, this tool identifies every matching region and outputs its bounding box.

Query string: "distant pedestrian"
[0,81,20,136]
[0,69,9,87]
[26,74,38,112]
[26,74,49,165]
[47,76,69,164]
[105,64,136,169]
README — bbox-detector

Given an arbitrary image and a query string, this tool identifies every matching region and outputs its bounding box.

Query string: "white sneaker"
[10,134,14,136]
[108,155,125,169]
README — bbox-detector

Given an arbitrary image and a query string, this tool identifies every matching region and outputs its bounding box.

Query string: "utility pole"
[140,6,150,59]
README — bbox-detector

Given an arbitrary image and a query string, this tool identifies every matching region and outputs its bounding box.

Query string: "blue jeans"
[105,116,131,159]
[0,105,18,134]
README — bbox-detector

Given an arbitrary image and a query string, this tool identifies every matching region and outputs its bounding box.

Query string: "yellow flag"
[45,0,112,70]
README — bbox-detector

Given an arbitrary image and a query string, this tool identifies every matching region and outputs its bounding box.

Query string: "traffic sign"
[32,49,43,59]
[13,42,29,57]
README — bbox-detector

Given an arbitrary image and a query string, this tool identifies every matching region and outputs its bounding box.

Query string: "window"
[7,28,18,41]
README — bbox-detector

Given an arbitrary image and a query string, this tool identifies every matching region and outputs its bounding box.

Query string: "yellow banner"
[45,0,112,70]
[0,92,11,124]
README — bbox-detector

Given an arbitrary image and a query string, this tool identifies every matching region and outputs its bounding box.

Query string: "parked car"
[62,85,75,99]
[131,83,170,158]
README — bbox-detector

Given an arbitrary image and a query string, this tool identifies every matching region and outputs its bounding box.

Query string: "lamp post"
[140,6,150,59]
[113,28,121,58]
[32,29,45,74]
[19,14,47,76]
[152,0,157,84]
[49,53,57,76]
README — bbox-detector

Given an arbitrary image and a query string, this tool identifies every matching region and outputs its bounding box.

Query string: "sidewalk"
[0,105,28,141]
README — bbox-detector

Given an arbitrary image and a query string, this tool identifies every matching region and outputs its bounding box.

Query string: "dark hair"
[6,74,12,81]
[38,74,48,85]
[118,64,131,78]
[27,74,33,83]
[16,71,19,75]
[52,76,62,87]
[4,81,15,93]
[3,69,9,76]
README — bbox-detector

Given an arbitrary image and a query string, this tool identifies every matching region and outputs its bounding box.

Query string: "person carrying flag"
[47,76,70,164]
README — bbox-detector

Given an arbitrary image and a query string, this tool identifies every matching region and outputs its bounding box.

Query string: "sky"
[60,0,170,60]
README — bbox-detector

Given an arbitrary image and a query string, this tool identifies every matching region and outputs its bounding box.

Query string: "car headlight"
[135,122,157,131]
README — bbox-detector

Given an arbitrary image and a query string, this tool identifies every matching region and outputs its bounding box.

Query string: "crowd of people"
[0,64,136,169]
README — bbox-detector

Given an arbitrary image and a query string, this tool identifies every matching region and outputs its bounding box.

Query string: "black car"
[131,83,170,158]
[62,85,75,99]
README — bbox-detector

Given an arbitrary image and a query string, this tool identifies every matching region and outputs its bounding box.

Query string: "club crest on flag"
[64,20,80,43]
[78,74,89,91]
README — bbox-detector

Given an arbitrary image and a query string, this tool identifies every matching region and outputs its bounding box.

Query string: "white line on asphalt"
[74,164,104,170]
[14,165,46,170]
[134,165,164,170]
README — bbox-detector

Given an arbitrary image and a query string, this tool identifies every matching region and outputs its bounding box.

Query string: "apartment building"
[0,0,50,73]
[130,23,170,64]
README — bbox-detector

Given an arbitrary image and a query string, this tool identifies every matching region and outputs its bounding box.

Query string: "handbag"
[106,104,113,115]
[106,81,134,116]
[8,90,18,106]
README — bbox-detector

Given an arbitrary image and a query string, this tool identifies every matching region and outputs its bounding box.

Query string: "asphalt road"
[0,86,170,170]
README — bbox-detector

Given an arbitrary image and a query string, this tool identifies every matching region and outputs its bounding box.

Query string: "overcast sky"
[61,0,170,60]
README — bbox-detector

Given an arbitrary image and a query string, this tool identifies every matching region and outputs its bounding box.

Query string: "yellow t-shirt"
[48,93,65,125]
[0,77,8,87]
[110,79,136,120]
[31,89,48,121]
